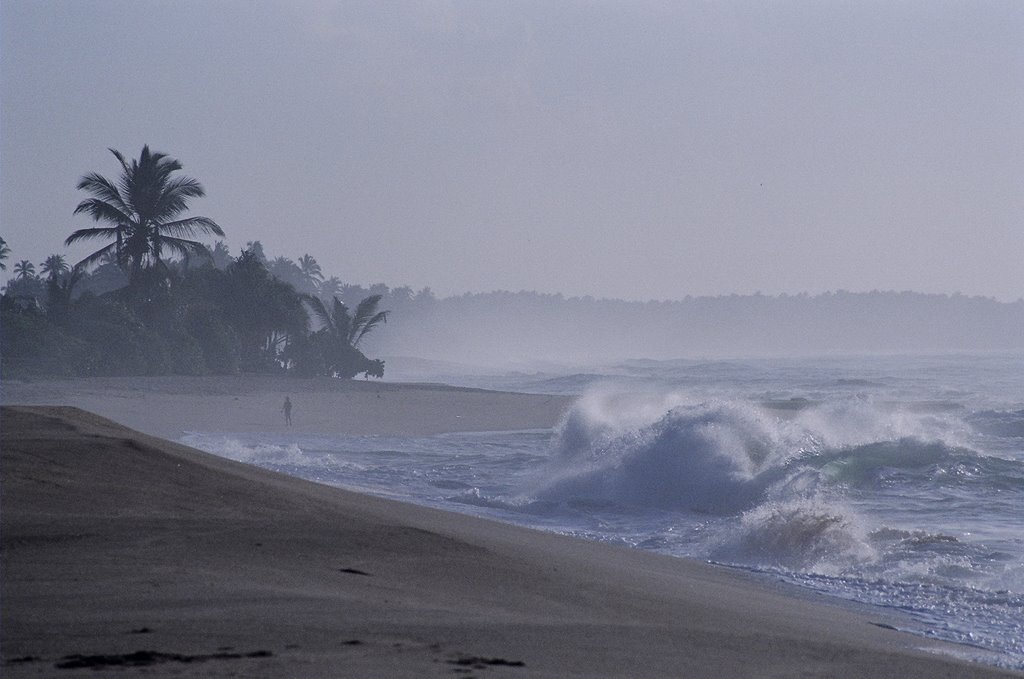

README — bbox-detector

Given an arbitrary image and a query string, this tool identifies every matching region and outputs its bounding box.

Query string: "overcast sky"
[2,1,1022,301]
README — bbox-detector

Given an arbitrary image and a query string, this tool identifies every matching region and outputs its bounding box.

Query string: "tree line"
[0,146,388,379]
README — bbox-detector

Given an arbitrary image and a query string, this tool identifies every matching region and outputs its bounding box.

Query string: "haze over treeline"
[339,285,1024,365]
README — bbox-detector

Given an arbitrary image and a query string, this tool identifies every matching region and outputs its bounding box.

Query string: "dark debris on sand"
[55,649,273,669]
[448,655,526,669]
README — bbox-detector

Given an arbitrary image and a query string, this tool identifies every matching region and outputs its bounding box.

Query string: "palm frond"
[76,173,130,213]
[109,147,131,175]
[72,241,119,270]
[352,311,388,347]
[65,226,123,246]
[73,197,132,226]
[348,295,383,343]
[333,297,352,342]
[157,216,225,238]
[154,176,205,220]
[155,236,212,262]
[300,294,335,333]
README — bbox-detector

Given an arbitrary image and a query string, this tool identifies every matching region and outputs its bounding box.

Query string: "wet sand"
[0,375,572,438]
[2,404,1019,677]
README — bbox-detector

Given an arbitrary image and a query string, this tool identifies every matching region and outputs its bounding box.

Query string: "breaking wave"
[531,390,999,573]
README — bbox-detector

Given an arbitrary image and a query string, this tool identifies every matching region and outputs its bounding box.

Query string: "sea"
[181,354,1024,670]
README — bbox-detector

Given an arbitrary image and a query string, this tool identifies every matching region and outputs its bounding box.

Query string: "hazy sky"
[2,1,1022,301]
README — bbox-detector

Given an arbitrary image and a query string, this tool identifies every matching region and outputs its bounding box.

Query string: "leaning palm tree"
[39,254,70,281]
[302,294,388,377]
[0,237,10,271]
[65,145,224,283]
[346,294,389,348]
[306,294,388,349]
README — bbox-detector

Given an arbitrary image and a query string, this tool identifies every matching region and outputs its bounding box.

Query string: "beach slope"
[0,375,572,438]
[2,406,1018,677]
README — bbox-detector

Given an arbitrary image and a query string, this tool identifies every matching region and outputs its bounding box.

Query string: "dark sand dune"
[2,406,1019,677]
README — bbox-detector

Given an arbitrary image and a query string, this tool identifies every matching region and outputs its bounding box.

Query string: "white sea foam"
[181,433,311,467]
[530,389,1003,576]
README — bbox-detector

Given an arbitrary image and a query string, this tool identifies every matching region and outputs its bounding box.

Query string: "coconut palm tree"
[302,294,388,377]
[268,256,301,287]
[65,145,224,283]
[319,276,342,301]
[307,294,388,349]
[0,237,10,271]
[39,254,70,281]
[297,254,323,292]
[13,260,36,281]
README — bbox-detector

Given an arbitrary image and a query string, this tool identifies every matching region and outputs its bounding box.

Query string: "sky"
[2,0,1022,301]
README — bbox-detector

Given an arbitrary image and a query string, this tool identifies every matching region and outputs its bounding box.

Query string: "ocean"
[182,354,1024,670]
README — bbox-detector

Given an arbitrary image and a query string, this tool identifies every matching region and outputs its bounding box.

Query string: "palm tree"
[13,260,36,281]
[243,240,267,263]
[268,256,301,287]
[302,294,388,377]
[0,237,10,271]
[319,276,342,301]
[297,254,323,292]
[39,254,70,281]
[210,241,233,269]
[65,145,224,282]
[307,294,388,348]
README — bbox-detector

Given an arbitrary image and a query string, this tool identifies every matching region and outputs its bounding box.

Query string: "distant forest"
[3,145,1022,378]
[368,289,1024,365]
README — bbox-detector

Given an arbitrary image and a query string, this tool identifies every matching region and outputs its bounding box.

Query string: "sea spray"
[538,398,791,513]
[711,496,877,574]
[532,390,1002,574]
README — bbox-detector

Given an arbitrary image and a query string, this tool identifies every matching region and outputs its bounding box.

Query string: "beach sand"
[0,375,573,438]
[2,401,1020,678]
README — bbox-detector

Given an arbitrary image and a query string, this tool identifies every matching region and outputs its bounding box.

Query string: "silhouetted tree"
[301,294,388,378]
[209,241,233,269]
[319,276,342,301]
[40,254,69,282]
[298,254,323,290]
[243,240,267,263]
[13,260,35,280]
[65,145,224,285]
[0,237,10,271]
[222,248,307,371]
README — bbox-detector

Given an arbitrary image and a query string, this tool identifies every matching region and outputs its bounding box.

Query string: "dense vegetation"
[0,147,388,379]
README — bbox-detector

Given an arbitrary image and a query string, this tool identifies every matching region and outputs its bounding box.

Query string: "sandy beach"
[0,375,573,438]
[2,393,1021,677]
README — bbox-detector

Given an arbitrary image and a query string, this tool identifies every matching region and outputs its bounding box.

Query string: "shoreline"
[2,405,1020,677]
[0,374,574,439]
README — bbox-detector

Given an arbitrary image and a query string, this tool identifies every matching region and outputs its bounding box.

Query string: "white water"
[182,355,1024,670]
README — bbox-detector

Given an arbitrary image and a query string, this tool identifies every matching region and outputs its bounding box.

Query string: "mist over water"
[373,292,1024,364]
[185,354,1024,669]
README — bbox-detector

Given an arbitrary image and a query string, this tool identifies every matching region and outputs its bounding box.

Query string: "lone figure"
[282,397,292,426]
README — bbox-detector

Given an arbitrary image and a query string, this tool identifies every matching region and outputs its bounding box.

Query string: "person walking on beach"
[282,397,292,426]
